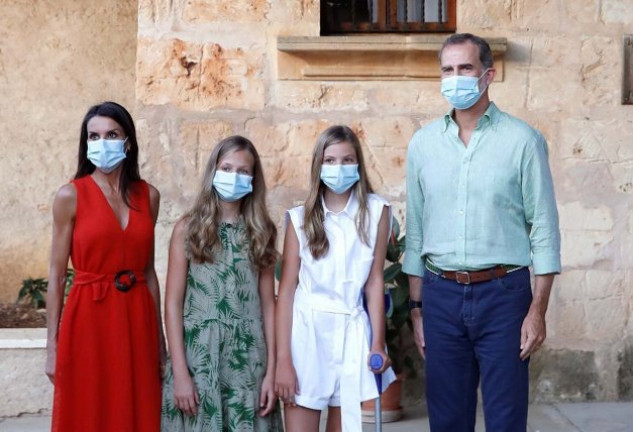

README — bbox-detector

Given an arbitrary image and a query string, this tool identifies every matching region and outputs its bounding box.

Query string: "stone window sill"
[277,35,507,81]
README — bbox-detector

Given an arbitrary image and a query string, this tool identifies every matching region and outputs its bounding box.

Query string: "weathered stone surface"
[0,347,52,416]
[559,202,613,231]
[611,162,633,194]
[527,67,585,113]
[269,82,369,112]
[530,36,581,69]
[601,0,633,25]
[580,36,619,107]
[530,348,601,402]
[3,0,633,409]
[0,0,137,301]
[552,270,627,342]
[267,0,319,25]
[458,1,513,30]
[560,160,614,198]
[563,0,601,28]
[137,38,265,110]
[560,229,613,268]
[350,117,416,192]
[370,82,447,116]
[182,0,269,23]
[138,0,171,29]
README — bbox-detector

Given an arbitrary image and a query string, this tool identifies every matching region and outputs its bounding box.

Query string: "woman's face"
[86,116,127,142]
[322,141,358,166]
[217,149,255,176]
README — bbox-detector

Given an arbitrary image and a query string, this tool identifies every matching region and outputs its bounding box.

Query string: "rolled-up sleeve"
[403,132,426,277]
[522,133,562,275]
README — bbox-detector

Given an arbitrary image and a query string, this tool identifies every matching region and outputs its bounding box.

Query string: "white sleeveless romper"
[286,191,396,432]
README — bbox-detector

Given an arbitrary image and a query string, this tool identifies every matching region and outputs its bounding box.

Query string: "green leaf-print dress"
[162,221,283,432]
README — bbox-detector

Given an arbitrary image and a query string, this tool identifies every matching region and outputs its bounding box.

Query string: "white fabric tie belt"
[294,291,367,432]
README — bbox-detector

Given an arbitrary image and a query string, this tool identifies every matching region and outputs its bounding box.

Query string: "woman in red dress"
[45,101,165,431]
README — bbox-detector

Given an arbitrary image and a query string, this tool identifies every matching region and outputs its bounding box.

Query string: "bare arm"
[408,275,425,359]
[45,184,76,383]
[520,273,555,360]
[274,221,300,405]
[257,266,277,416]
[364,206,391,372]
[144,184,166,374]
[164,218,199,415]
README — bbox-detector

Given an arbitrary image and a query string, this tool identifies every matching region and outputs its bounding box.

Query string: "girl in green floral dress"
[161,136,283,432]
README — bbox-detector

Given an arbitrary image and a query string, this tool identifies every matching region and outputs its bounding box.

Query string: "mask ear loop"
[478,68,492,93]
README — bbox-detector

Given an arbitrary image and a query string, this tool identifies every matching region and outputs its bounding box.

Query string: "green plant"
[17,277,48,308]
[16,268,75,308]
[384,217,417,377]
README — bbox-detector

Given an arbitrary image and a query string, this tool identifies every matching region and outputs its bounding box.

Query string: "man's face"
[440,41,486,79]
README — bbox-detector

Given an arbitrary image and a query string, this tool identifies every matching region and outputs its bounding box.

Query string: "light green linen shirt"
[403,102,561,277]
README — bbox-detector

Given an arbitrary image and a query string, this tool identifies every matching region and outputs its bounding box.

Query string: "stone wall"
[134,0,633,403]
[0,0,137,301]
[1,0,632,407]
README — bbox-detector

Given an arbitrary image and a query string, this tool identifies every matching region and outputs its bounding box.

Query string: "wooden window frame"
[321,0,456,35]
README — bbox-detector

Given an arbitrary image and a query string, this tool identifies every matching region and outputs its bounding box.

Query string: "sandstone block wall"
[134,0,633,403]
[1,0,631,406]
[0,0,137,301]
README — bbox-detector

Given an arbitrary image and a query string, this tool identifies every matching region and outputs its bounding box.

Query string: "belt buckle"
[114,270,136,292]
[455,271,471,285]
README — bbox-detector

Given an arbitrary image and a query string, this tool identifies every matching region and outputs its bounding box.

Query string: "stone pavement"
[1,402,632,431]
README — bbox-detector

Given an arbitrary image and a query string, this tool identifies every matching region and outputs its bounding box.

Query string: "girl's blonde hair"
[186,135,278,269]
[303,125,374,259]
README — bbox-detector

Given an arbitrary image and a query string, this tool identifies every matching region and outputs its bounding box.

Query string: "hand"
[367,349,391,373]
[45,349,56,384]
[520,307,546,360]
[173,371,200,416]
[274,359,299,407]
[259,372,277,416]
[411,309,426,359]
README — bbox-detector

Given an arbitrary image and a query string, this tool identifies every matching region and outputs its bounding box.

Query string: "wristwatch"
[408,300,422,311]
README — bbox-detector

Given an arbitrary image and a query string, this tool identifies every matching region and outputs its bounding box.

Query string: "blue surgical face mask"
[212,170,253,202]
[440,69,490,110]
[87,138,127,173]
[320,164,360,194]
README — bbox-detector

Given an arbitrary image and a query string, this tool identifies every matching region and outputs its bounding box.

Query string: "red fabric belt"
[73,269,146,300]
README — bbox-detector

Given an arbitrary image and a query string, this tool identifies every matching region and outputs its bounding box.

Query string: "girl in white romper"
[275,125,396,432]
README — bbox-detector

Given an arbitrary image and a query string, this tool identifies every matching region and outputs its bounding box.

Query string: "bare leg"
[284,404,321,432]
[325,406,342,432]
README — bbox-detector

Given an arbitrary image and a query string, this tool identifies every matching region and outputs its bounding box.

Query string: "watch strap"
[408,300,422,311]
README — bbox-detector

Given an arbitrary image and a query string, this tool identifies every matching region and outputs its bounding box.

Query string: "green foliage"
[17,277,48,308]
[16,268,75,308]
[384,217,416,377]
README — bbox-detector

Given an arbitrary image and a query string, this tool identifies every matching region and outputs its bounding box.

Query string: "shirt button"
[459,210,464,214]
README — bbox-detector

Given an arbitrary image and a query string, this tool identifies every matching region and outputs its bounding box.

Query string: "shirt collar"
[322,188,359,218]
[442,101,500,132]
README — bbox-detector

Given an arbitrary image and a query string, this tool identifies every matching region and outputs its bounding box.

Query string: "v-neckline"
[87,175,131,232]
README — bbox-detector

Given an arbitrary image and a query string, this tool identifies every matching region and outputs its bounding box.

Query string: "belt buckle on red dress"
[114,270,137,292]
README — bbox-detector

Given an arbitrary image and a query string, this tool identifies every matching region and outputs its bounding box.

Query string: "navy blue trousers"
[422,268,532,432]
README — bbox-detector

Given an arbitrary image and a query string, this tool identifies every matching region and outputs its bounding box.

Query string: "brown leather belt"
[425,261,522,285]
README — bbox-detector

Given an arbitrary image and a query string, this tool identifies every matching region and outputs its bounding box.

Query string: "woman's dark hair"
[74,101,141,207]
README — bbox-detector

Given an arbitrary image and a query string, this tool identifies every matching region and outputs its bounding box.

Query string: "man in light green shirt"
[403,33,561,431]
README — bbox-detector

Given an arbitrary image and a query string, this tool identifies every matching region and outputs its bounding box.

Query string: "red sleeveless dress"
[52,176,161,432]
